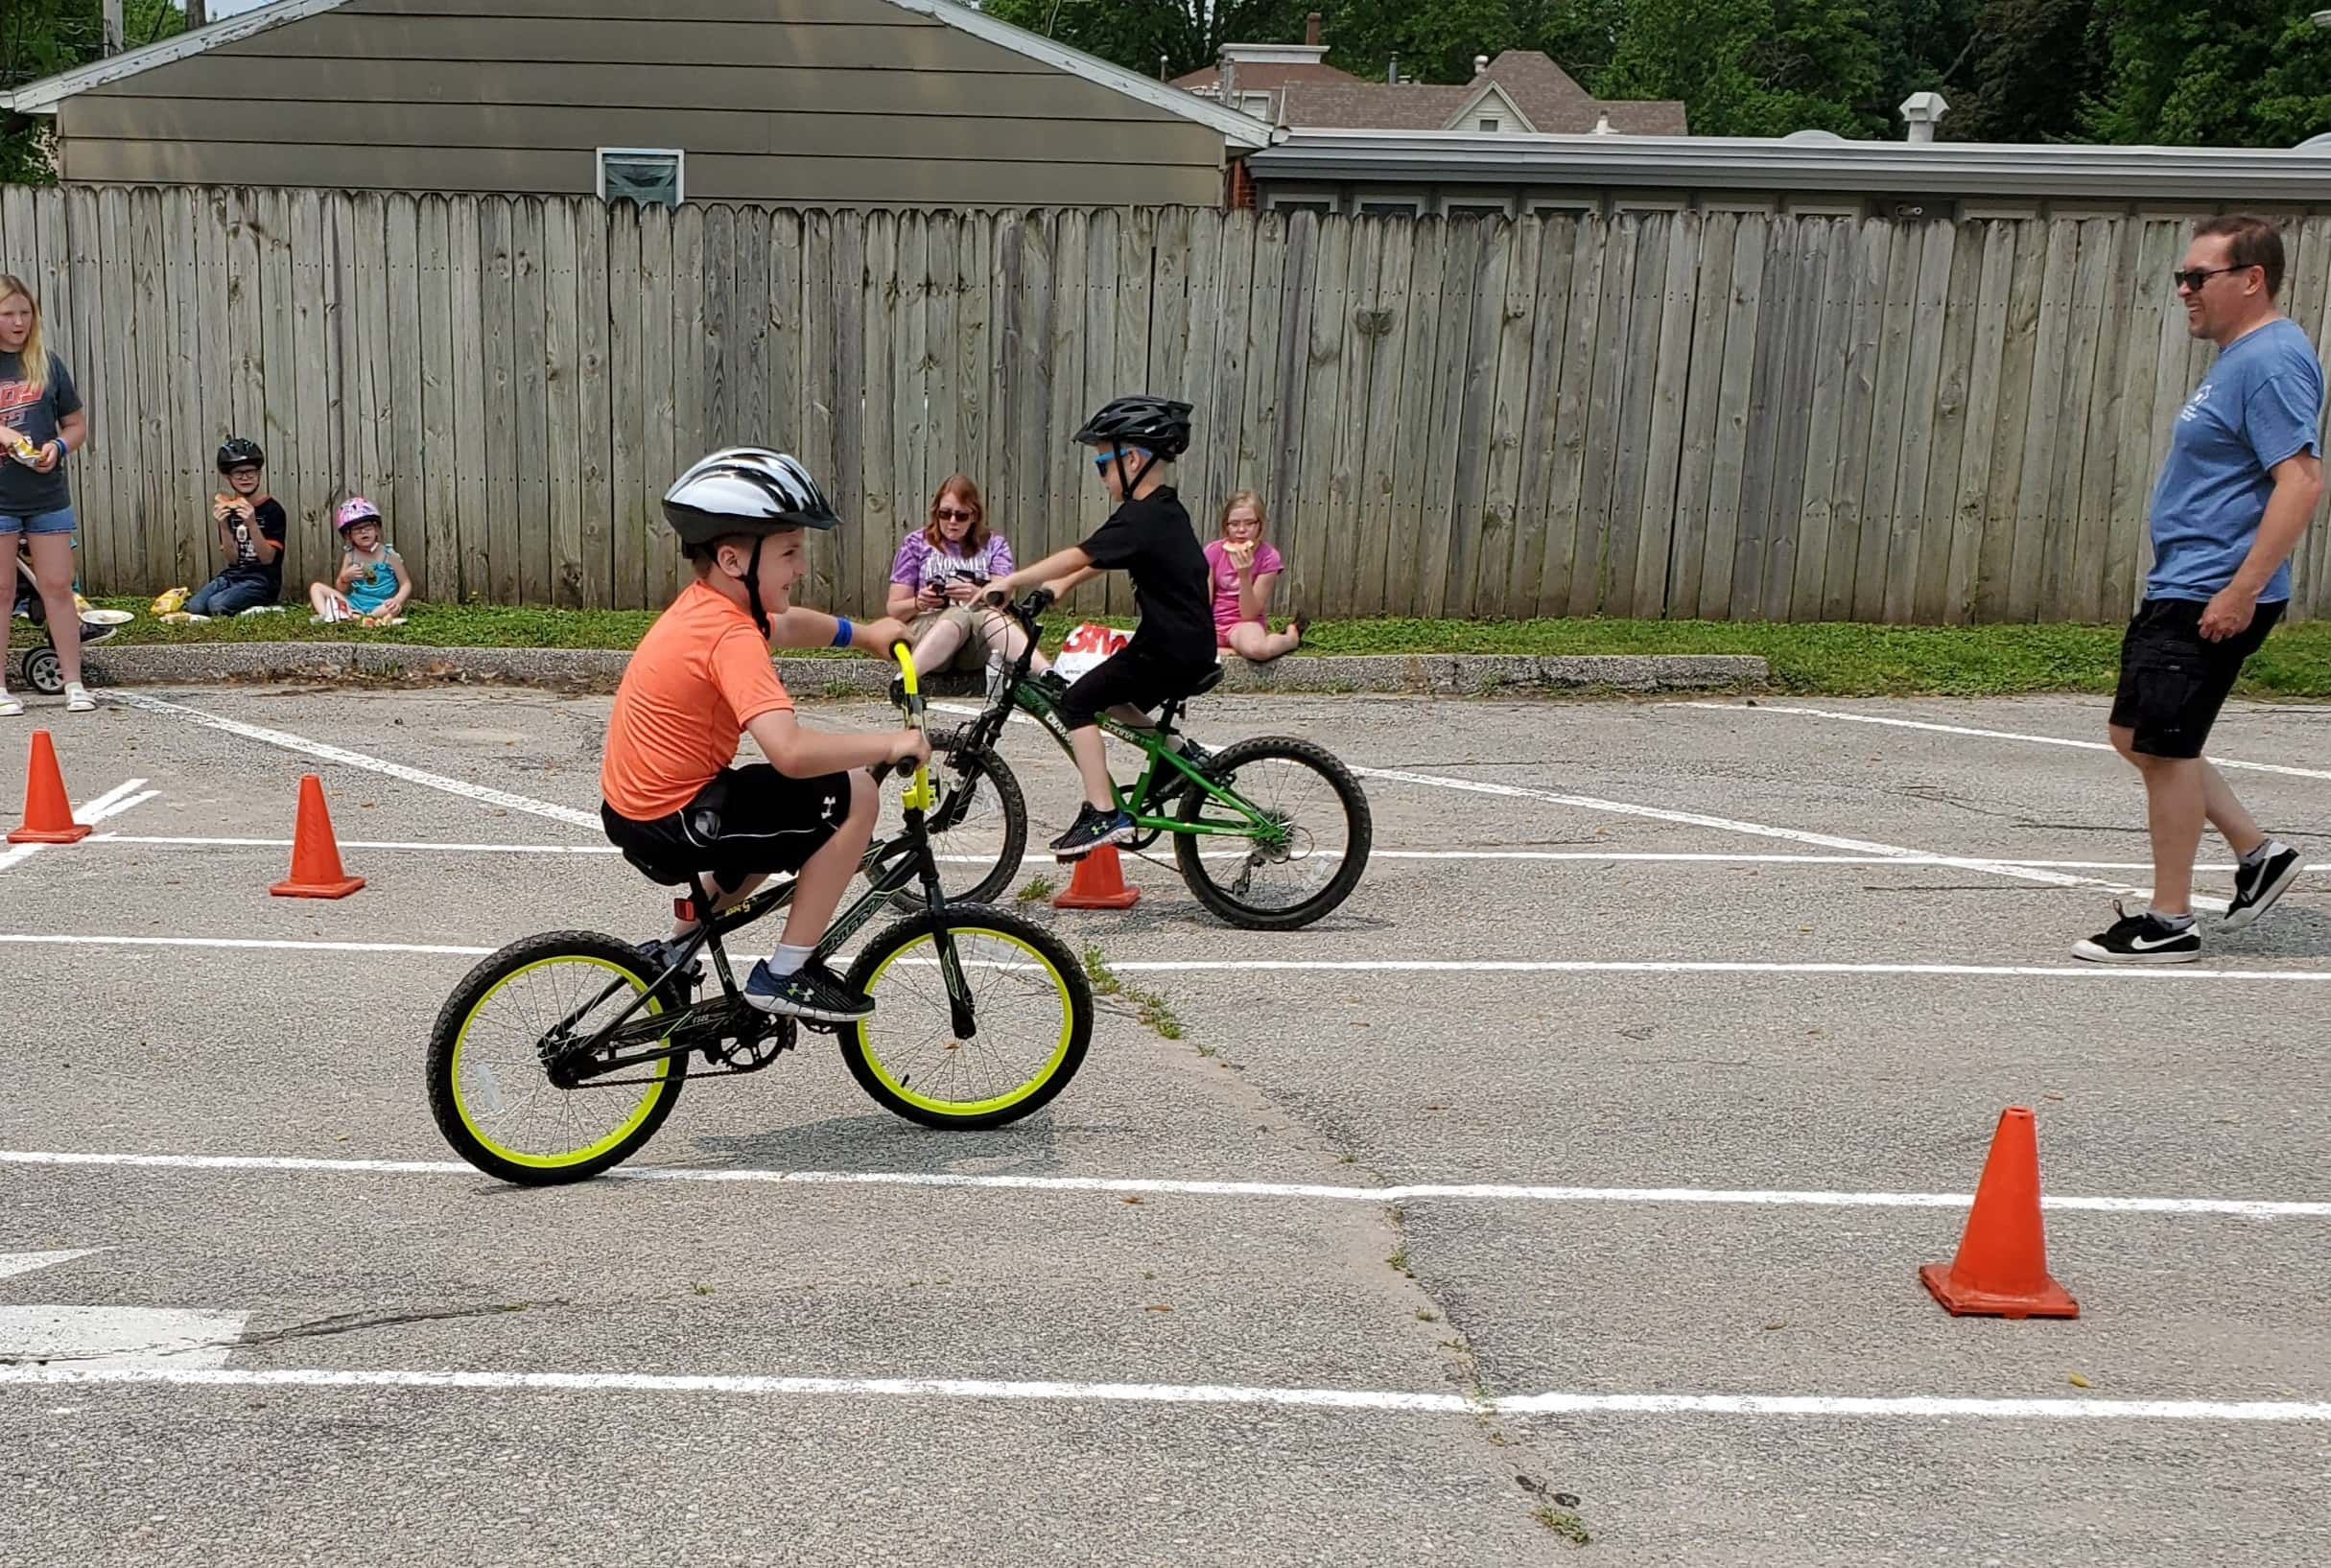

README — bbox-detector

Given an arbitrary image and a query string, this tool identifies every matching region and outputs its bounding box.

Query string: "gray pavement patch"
[82,641,1767,697]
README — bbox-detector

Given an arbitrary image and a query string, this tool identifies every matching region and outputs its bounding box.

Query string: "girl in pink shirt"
[1203,490,1307,663]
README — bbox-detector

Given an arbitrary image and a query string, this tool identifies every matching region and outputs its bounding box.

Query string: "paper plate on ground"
[80,608,134,625]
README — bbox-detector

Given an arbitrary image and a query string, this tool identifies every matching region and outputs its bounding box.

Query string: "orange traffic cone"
[1054,844,1141,910]
[270,773,365,899]
[1919,1107,2079,1319]
[8,729,91,844]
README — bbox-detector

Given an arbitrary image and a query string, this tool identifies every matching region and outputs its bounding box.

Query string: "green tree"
[2085,2,2331,147]
[1942,0,2101,142]
[1597,0,1882,136]
[1316,0,1628,86]
[4,0,186,183]
[978,0,1315,82]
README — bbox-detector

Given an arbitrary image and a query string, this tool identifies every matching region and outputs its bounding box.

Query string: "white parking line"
[1685,701,2331,784]
[7,1150,2325,1219]
[1346,764,2231,913]
[929,711,2229,910]
[75,832,2316,877]
[5,1364,2327,1423]
[111,691,600,830]
[4,931,2324,980]
[0,779,157,874]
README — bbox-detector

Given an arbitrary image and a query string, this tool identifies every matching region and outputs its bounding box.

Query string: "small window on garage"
[599,148,685,207]
[1359,199,1419,217]
[1479,116,1499,132]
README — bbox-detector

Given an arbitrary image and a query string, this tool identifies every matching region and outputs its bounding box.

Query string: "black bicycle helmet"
[217,436,265,474]
[1072,395,1191,459]
[662,446,840,639]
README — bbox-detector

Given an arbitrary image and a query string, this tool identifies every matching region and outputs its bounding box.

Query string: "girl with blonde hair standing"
[0,274,91,714]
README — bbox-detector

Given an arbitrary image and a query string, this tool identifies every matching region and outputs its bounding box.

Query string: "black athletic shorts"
[2108,597,2285,760]
[1055,644,1217,731]
[601,763,855,894]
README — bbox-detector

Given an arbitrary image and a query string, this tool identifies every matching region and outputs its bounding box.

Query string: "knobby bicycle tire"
[840,905,1092,1130]
[425,930,687,1185]
[1173,736,1372,930]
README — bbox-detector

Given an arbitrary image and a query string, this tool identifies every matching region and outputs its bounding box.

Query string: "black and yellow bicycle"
[424,644,1094,1186]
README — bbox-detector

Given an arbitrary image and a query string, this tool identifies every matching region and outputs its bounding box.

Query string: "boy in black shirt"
[188,437,289,617]
[984,395,1216,857]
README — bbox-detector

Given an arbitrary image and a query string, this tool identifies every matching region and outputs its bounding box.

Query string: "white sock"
[765,942,815,977]
[2151,910,2196,931]
[2240,838,2280,869]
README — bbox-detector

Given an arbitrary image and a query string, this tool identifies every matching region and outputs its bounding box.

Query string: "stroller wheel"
[24,645,63,696]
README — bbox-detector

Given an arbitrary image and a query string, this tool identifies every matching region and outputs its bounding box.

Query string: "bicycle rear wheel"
[878,733,1028,910]
[840,906,1091,1129]
[425,931,686,1185]
[1173,737,1372,930]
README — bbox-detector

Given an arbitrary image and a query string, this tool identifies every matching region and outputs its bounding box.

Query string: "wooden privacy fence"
[1,184,2325,622]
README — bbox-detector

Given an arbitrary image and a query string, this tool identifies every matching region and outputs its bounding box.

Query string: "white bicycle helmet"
[661,447,838,550]
[662,446,839,636]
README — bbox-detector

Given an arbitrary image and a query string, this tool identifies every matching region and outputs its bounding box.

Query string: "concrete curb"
[82,642,1768,697]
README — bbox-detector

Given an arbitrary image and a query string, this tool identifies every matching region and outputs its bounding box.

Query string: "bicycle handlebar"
[889,641,934,813]
[980,586,1055,626]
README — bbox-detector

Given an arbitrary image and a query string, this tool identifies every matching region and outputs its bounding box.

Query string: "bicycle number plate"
[1052,621,1130,684]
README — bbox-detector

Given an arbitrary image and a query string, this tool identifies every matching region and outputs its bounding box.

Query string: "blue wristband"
[831,616,853,649]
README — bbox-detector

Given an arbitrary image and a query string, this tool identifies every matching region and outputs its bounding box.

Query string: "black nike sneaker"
[2072,901,2201,965]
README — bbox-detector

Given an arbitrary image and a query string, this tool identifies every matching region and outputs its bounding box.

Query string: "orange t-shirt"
[601,579,794,820]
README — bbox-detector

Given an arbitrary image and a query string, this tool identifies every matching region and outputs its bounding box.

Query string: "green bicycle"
[894,590,1372,931]
[424,643,1095,1186]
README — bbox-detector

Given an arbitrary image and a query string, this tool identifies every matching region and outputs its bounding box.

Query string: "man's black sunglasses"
[2172,265,2251,293]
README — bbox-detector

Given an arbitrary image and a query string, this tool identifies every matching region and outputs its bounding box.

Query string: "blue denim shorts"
[0,506,76,536]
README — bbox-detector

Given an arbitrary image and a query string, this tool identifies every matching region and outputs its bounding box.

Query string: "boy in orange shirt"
[600,447,922,1021]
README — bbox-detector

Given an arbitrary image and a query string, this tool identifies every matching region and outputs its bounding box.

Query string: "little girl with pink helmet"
[309,496,411,626]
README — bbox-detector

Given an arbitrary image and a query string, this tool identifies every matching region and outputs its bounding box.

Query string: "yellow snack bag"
[1,428,35,465]
[151,586,190,615]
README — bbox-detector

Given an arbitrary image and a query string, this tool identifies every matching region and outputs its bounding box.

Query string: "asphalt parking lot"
[4,681,2328,1566]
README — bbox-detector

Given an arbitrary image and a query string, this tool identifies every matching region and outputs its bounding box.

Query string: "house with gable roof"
[0,0,1275,208]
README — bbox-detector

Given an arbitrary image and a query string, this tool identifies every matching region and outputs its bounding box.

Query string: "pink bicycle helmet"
[334,496,381,533]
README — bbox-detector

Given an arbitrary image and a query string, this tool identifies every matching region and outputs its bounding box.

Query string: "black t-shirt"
[221,497,290,591]
[1078,486,1214,664]
[0,351,82,516]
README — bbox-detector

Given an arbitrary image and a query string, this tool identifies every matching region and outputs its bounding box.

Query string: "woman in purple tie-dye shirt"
[884,475,1049,678]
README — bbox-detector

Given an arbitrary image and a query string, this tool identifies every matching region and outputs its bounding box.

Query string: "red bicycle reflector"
[673,899,696,922]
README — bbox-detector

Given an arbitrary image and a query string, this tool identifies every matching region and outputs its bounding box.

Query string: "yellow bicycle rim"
[855,927,1073,1116]
[451,954,671,1168]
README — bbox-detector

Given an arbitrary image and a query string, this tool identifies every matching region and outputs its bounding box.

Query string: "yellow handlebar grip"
[891,641,934,811]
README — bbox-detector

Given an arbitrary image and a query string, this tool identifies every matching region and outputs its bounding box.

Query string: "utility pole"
[189,1,209,27]
[103,0,124,56]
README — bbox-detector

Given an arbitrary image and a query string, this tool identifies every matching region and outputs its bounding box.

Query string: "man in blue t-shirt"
[2076,216,2321,965]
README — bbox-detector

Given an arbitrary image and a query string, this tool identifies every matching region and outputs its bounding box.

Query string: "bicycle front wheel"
[840,906,1091,1130]
[1174,737,1373,930]
[878,733,1029,910]
[425,931,686,1185]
